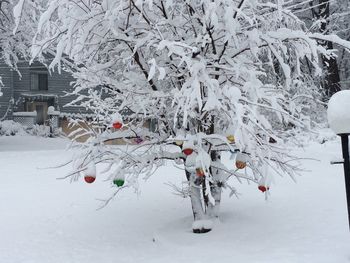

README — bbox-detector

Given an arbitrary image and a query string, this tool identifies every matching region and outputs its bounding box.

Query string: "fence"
[12,111,37,128]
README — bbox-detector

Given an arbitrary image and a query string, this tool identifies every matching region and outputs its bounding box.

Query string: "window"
[31,73,48,91]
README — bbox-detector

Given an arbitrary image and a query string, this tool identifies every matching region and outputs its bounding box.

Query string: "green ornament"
[113,179,125,187]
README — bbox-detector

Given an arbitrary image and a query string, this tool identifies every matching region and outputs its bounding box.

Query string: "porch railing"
[12,111,37,128]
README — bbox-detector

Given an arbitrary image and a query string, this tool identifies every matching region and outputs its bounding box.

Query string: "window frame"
[30,71,48,91]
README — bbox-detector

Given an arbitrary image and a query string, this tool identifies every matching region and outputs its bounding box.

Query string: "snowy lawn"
[0,135,350,263]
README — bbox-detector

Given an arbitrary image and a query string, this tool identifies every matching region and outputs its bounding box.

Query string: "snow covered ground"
[0,134,350,263]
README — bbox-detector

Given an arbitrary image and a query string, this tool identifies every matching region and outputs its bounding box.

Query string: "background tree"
[328,0,350,91]
[0,0,42,120]
[33,0,350,233]
[0,0,41,70]
[289,0,350,98]
[312,0,341,97]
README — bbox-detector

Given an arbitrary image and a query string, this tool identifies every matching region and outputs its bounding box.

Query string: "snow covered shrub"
[32,0,350,232]
[0,120,26,136]
[28,124,62,138]
[29,125,51,137]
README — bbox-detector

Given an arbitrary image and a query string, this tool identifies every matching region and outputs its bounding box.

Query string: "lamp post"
[328,90,350,230]
[340,134,350,229]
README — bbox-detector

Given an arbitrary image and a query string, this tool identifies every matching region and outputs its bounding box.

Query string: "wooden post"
[48,114,53,138]
[340,134,350,230]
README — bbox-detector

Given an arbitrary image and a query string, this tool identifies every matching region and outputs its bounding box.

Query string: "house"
[0,60,156,139]
[0,60,86,130]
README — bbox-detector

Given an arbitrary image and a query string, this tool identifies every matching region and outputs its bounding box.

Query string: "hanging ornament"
[235,152,247,169]
[182,140,195,156]
[113,121,123,129]
[258,185,269,193]
[196,168,205,177]
[84,162,96,184]
[183,148,194,156]
[113,178,125,187]
[236,161,246,169]
[134,137,143,144]
[174,131,185,146]
[225,124,237,144]
[111,113,123,129]
[113,174,125,187]
[84,175,96,183]
[175,140,183,146]
[194,150,211,177]
[257,165,272,193]
[226,135,235,144]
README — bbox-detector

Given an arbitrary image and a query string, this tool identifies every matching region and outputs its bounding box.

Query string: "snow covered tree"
[33,0,350,233]
[312,0,341,97]
[289,0,350,98]
[1,0,41,69]
[0,0,42,99]
[326,0,350,92]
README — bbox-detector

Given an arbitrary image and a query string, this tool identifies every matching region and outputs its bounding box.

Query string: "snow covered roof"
[59,112,95,118]
[20,93,58,98]
[13,111,37,117]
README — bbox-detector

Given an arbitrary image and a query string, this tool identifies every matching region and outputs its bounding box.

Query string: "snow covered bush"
[29,124,52,137]
[0,120,61,137]
[0,120,26,136]
[32,0,350,233]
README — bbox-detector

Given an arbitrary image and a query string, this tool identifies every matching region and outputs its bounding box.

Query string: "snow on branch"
[30,0,350,216]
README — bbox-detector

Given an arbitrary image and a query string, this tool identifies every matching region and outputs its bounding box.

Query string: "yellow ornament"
[175,140,183,146]
[227,135,235,143]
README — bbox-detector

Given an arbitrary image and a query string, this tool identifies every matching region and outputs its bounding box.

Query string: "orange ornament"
[196,168,205,177]
[235,161,246,169]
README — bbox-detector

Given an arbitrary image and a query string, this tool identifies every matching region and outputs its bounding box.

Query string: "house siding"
[47,68,82,115]
[0,64,14,119]
[12,62,30,112]
[0,60,87,119]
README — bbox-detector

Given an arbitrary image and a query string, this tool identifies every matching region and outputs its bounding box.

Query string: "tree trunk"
[186,151,223,233]
[207,182,222,218]
[187,170,205,221]
[322,41,341,98]
[207,151,222,218]
[314,0,341,98]
[186,170,213,233]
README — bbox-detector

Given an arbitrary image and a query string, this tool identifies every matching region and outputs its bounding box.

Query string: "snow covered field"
[0,135,350,263]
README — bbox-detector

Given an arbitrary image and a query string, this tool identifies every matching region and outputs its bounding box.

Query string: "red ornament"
[196,168,205,177]
[182,148,194,156]
[84,175,96,184]
[258,185,269,192]
[113,122,123,129]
